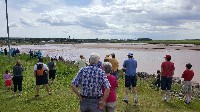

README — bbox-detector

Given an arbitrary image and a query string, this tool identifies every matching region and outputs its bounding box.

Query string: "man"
[107,53,119,79]
[13,60,24,96]
[71,53,110,112]
[74,55,87,69]
[48,58,56,84]
[122,52,138,104]
[34,58,51,97]
[161,55,175,102]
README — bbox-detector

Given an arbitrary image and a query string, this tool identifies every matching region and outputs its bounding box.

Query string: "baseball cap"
[164,55,171,59]
[127,52,133,56]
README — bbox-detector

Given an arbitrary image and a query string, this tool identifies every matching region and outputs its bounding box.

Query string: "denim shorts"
[125,75,137,87]
[161,76,172,90]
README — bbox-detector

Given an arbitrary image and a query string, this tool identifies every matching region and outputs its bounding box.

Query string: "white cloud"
[0,0,200,39]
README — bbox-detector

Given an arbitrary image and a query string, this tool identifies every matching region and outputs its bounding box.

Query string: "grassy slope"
[0,55,200,112]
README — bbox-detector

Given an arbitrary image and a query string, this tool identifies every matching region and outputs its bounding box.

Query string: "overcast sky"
[0,0,200,40]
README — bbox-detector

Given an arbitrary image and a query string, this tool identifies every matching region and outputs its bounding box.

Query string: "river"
[8,43,200,83]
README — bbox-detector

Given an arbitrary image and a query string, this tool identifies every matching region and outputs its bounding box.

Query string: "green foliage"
[0,54,200,112]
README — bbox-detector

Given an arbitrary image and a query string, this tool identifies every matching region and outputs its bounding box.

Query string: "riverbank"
[0,54,200,112]
[74,43,200,51]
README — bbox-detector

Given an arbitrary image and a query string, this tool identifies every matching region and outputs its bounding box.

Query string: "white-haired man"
[71,53,110,112]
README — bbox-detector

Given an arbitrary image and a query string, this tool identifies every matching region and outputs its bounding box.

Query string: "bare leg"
[166,90,170,101]
[133,87,138,103]
[36,85,40,95]
[45,84,51,94]
[162,90,166,100]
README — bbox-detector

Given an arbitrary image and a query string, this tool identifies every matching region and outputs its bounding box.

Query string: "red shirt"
[182,69,194,81]
[102,74,118,103]
[161,61,175,77]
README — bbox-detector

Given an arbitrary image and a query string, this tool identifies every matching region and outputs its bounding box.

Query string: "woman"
[102,62,118,112]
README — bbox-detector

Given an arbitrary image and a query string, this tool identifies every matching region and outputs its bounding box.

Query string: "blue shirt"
[72,65,110,97]
[123,58,137,76]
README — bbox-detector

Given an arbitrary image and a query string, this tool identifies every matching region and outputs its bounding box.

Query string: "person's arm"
[34,71,37,77]
[71,84,82,101]
[71,70,82,100]
[99,88,110,109]
[99,72,110,109]
[115,78,118,88]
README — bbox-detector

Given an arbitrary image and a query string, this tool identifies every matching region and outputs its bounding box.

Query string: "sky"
[0,0,200,40]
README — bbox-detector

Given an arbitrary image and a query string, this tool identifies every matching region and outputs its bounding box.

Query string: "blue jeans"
[80,99,103,112]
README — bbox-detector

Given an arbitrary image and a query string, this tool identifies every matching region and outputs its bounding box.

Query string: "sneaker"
[122,99,128,104]
[35,95,39,97]
[162,96,166,101]
[166,96,170,102]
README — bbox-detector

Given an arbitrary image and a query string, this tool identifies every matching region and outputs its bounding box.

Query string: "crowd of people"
[2,48,195,112]
[71,52,194,112]
[0,48,20,57]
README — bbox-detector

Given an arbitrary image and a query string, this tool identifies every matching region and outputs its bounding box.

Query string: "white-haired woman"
[102,62,118,112]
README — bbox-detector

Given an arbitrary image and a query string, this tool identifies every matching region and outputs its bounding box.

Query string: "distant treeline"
[0,37,200,45]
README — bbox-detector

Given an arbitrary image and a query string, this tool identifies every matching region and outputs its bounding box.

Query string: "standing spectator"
[0,48,3,55]
[16,48,20,55]
[122,52,138,104]
[12,60,24,96]
[4,48,7,55]
[4,70,12,90]
[154,70,161,90]
[107,53,119,79]
[104,55,110,62]
[102,62,118,112]
[36,50,42,59]
[74,55,87,69]
[34,58,51,97]
[29,49,34,59]
[181,63,194,104]
[48,58,56,84]
[71,53,110,112]
[161,55,175,102]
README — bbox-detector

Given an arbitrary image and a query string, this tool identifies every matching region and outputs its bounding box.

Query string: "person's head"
[39,58,43,62]
[164,55,171,61]
[16,60,21,66]
[111,53,115,58]
[89,53,99,65]
[157,70,161,74]
[186,63,192,69]
[103,62,112,74]
[5,70,9,74]
[127,52,133,58]
[80,55,84,59]
[105,55,110,57]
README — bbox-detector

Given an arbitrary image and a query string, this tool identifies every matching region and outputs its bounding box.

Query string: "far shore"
[74,43,200,51]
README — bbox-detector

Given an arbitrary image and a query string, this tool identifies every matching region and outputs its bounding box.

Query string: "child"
[4,70,12,90]
[181,63,194,104]
[155,70,161,90]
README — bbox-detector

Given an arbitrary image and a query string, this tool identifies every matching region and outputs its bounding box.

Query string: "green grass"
[0,54,200,112]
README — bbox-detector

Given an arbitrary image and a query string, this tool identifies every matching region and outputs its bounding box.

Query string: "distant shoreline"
[74,43,200,51]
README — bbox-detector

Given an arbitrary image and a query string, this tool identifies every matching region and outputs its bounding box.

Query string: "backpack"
[36,64,45,76]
